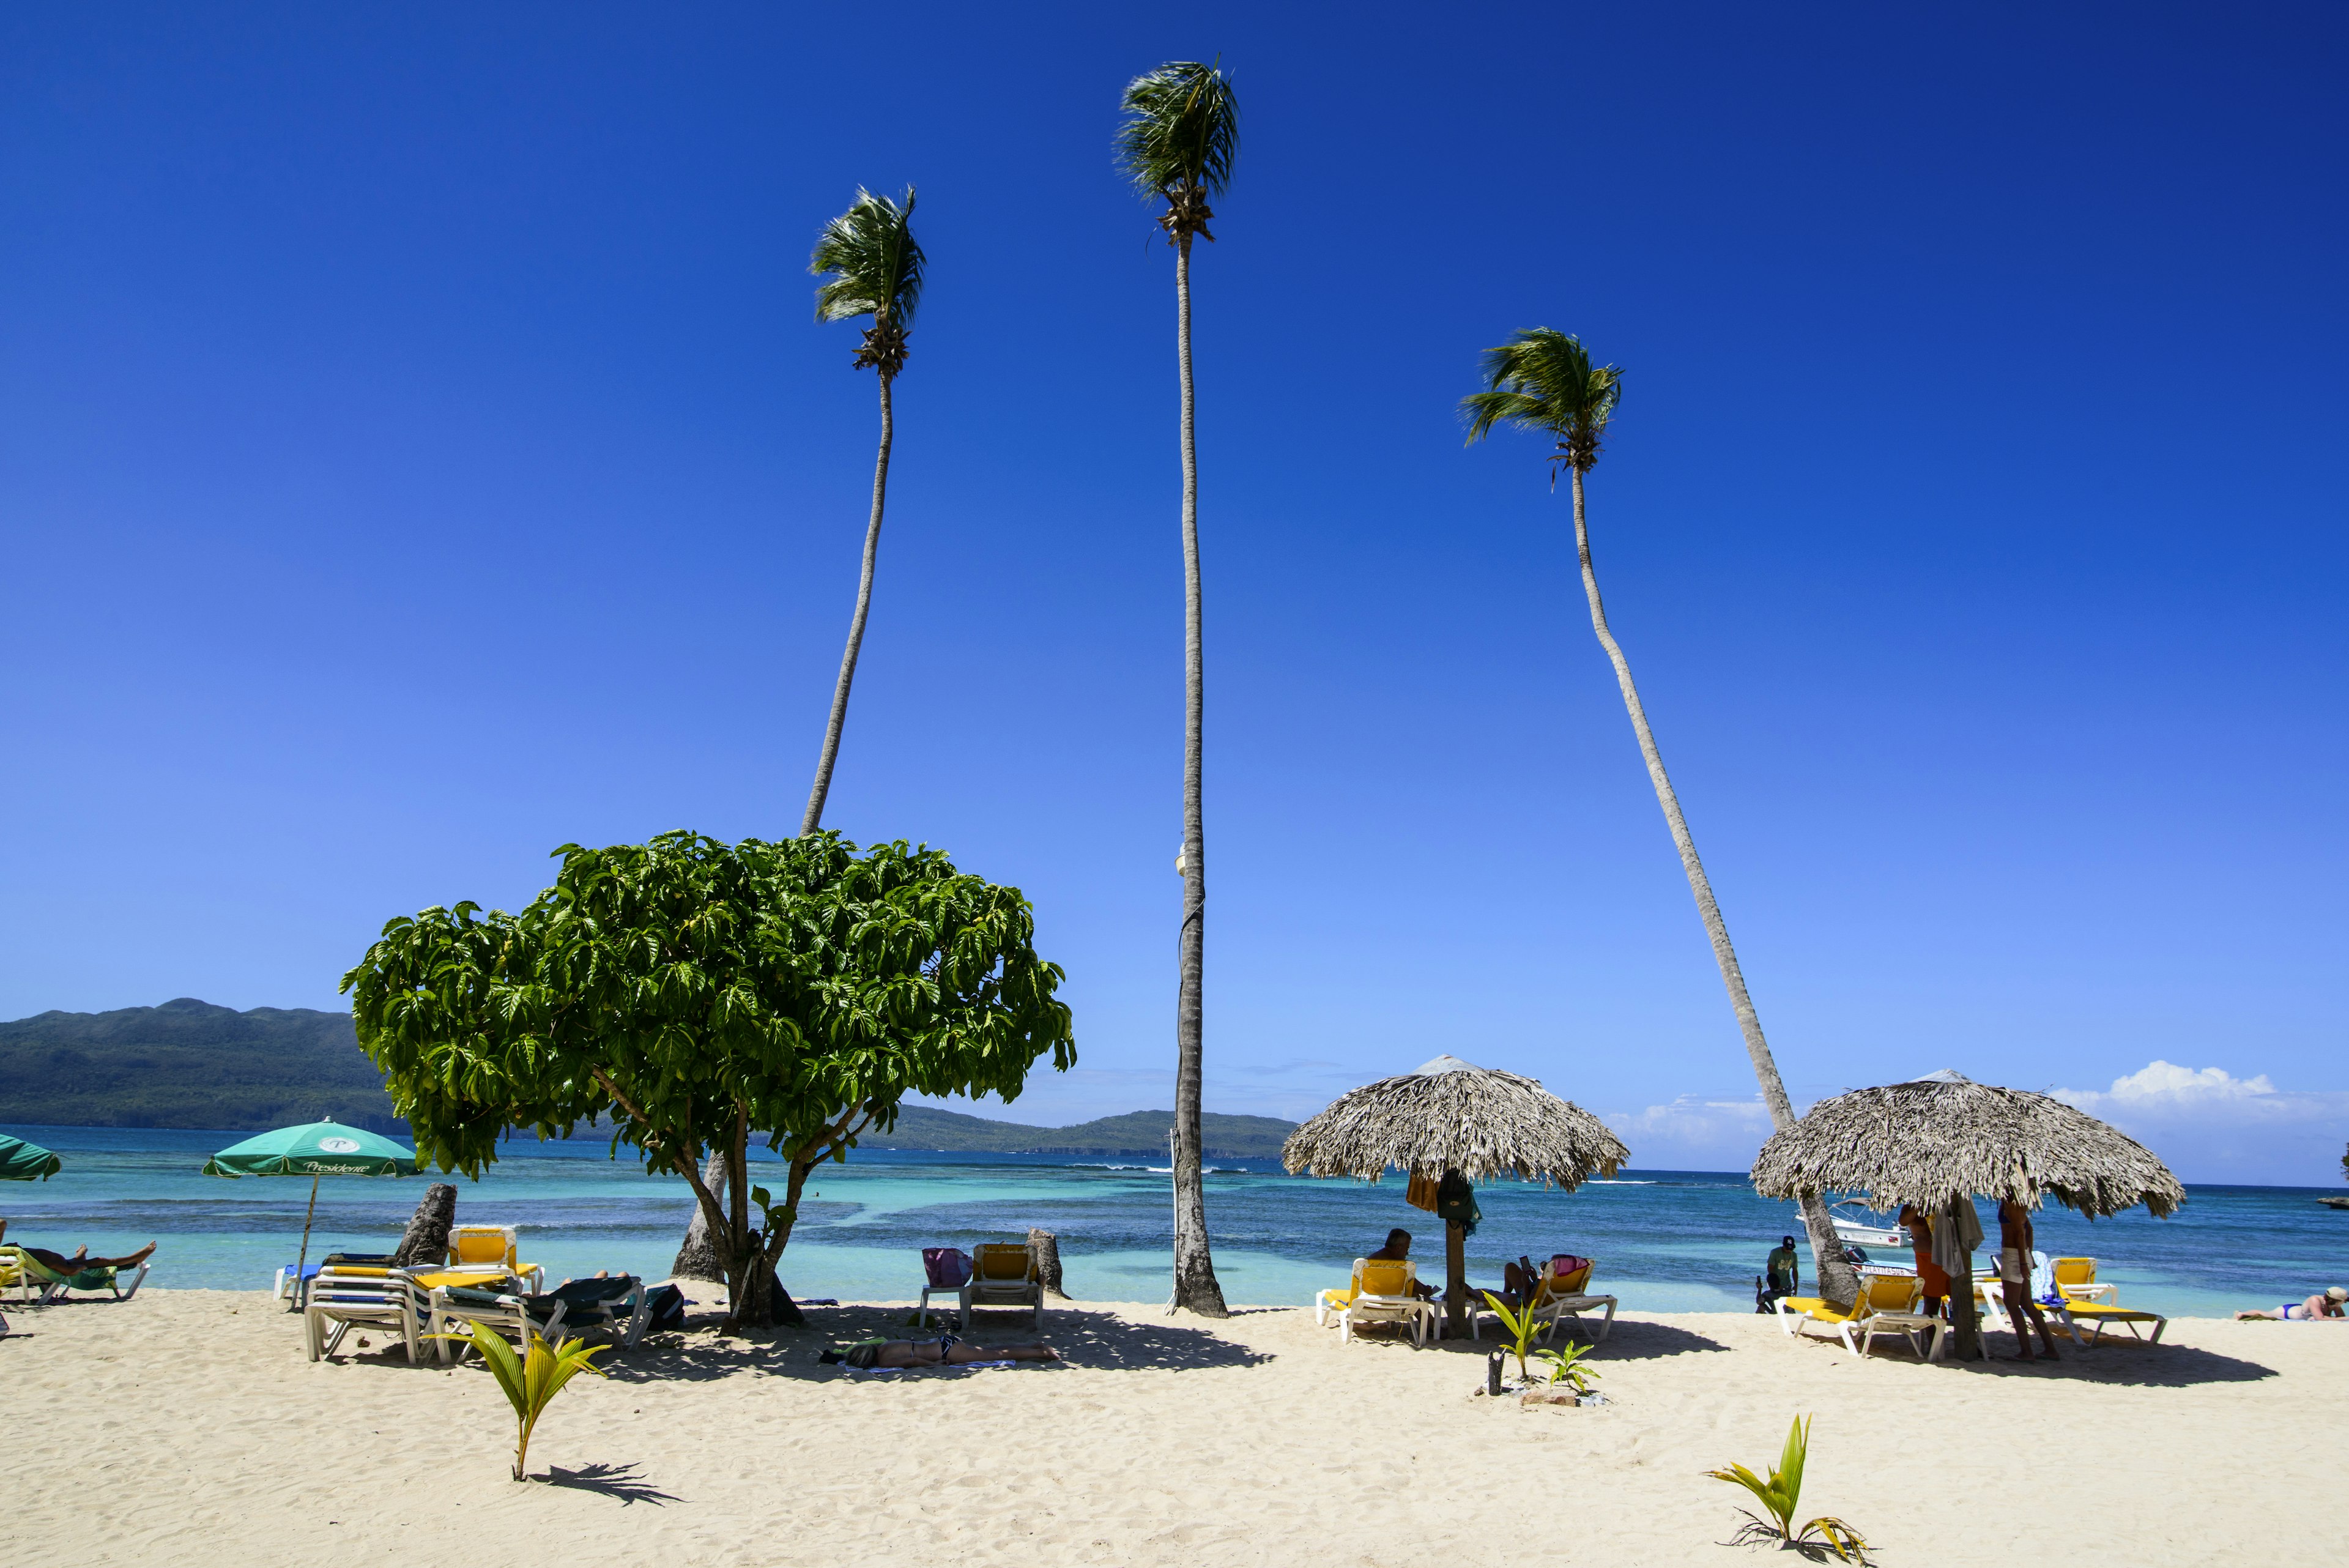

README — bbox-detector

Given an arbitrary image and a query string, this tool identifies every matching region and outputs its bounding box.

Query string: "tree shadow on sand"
[599,1303,1270,1384]
[544,1462,679,1505]
[1362,1316,1731,1362]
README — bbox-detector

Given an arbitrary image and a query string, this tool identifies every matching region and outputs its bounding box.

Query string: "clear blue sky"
[4,4,2342,1181]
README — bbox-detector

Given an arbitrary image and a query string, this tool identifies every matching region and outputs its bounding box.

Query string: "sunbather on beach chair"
[2,1241,155,1302]
[819,1334,1059,1369]
[2235,1287,2347,1321]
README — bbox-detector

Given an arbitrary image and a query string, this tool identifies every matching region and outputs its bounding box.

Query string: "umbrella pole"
[1944,1198,1983,1361]
[291,1173,321,1314]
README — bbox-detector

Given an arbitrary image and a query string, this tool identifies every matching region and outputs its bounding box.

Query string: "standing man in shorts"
[1997,1198,2060,1360]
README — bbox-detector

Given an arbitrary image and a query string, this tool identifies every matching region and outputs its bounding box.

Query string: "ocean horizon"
[6,1122,2341,1318]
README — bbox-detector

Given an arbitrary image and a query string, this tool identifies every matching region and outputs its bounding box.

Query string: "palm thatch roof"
[1749,1069,2184,1219]
[1281,1055,1630,1186]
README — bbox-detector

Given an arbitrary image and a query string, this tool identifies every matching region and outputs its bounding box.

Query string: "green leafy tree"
[1463,329,1860,1309]
[1116,56,1239,1319]
[341,830,1072,1331]
[803,187,926,835]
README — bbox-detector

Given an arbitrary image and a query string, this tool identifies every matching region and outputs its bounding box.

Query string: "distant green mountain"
[0,1001,1298,1157]
[861,1105,1296,1159]
[0,998,404,1132]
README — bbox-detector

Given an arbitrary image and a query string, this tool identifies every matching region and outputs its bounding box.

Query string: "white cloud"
[2061,1060,2277,1107]
[1600,1093,1776,1173]
[2053,1061,2349,1186]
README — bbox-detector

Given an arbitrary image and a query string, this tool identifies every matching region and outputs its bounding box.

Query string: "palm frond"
[1115,60,1239,199]
[1458,328,1622,472]
[810,185,924,330]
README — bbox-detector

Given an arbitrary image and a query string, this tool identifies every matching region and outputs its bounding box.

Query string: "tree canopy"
[1116,61,1238,244]
[811,185,923,377]
[340,830,1073,1325]
[1460,327,1623,478]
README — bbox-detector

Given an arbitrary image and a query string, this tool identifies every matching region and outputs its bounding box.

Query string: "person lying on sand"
[13,1241,157,1275]
[2236,1287,2348,1321]
[819,1335,1060,1369]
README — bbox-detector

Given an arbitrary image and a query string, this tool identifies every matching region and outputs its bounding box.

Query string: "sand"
[9,1288,2343,1566]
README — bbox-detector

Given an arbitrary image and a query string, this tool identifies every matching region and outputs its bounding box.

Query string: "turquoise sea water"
[6,1123,2344,1317]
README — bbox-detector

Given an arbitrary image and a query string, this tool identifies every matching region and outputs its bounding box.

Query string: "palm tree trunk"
[801,369,896,836]
[1170,230,1225,1317]
[1567,467,1860,1308]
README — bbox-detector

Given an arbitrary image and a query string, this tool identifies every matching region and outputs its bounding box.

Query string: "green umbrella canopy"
[1,1133,62,1181]
[204,1120,418,1178]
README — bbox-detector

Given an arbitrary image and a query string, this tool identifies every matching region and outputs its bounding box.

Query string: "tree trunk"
[1445,1219,1468,1338]
[801,368,897,836]
[389,1183,458,1268]
[1567,467,1859,1309]
[1945,1199,1983,1359]
[1028,1227,1071,1299]
[1169,228,1225,1317]
[672,1151,730,1280]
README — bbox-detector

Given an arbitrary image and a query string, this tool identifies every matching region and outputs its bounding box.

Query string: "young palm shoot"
[1461,330,1861,1313]
[439,1322,610,1481]
[1116,59,1238,1319]
[801,185,925,836]
[1480,1290,1543,1384]
[1532,1339,1602,1394]
[1706,1414,1871,1562]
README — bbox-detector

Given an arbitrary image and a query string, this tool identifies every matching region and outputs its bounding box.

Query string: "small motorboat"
[1829,1200,1910,1253]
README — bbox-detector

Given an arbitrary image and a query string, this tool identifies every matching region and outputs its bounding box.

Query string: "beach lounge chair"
[1776,1284,1882,1353]
[916,1247,973,1329]
[446,1225,544,1293]
[1854,1274,1946,1361]
[429,1276,648,1362]
[0,1245,149,1304]
[1334,1258,1436,1347]
[2051,1298,2167,1346]
[961,1243,1044,1329]
[303,1265,426,1362]
[1512,1256,1618,1345]
[2051,1257,2117,1305]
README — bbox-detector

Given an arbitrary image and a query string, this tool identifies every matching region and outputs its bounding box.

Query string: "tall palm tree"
[1463,328,1861,1307]
[1116,59,1238,1317]
[801,186,925,836]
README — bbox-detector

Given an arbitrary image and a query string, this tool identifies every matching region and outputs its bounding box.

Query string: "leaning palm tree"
[1116,59,1238,1317]
[800,185,925,836]
[1462,329,1861,1307]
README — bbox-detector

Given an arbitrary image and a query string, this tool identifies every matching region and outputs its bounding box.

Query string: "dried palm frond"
[1281,1055,1628,1187]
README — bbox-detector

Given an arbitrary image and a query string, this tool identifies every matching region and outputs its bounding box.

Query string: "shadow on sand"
[543,1462,679,1506]
[1343,1314,1732,1362]
[596,1302,1271,1384]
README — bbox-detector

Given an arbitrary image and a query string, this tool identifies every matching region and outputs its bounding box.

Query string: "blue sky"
[4,4,2342,1183]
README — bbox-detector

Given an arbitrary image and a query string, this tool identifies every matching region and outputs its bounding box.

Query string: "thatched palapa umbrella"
[1283,1055,1630,1336]
[1750,1069,2183,1359]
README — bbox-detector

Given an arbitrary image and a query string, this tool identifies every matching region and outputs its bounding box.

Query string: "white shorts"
[1998,1249,2027,1287]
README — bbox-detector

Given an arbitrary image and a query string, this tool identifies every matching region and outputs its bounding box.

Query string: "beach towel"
[1550,1255,1591,1285]
[923,1247,972,1288]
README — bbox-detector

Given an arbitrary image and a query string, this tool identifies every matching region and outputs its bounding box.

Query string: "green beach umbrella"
[206,1120,418,1304]
[0,1134,62,1181]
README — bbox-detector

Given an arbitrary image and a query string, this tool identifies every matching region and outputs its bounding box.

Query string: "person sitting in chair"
[11,1240,157,1276]
[1370,1228,1439,1302]
[1755,1236,1800,1313]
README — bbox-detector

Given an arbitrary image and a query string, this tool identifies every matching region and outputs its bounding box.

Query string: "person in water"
[1997,1199,2060,1360]
[820,1336,1060,1369]
[2235,1287,2348,1321]
[1369,1228,1440,1302]
[1896,1204,1951,1318]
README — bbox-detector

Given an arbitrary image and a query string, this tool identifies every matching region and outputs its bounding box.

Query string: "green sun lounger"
[0,1245,149,1304]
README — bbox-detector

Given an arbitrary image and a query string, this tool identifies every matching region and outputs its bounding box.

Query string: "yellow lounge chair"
[1854,1274,1946,1361]
[2050,1257,2117,1305]
[1779,1276,1916,1354]
[961,1243,1044,1329]
[1332,1258,1434,1347]
[446,1225,544,1293]
[2053,1299,2167,1346]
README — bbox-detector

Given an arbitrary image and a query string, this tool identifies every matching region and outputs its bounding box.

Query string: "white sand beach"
[11,1290,2345,1566]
